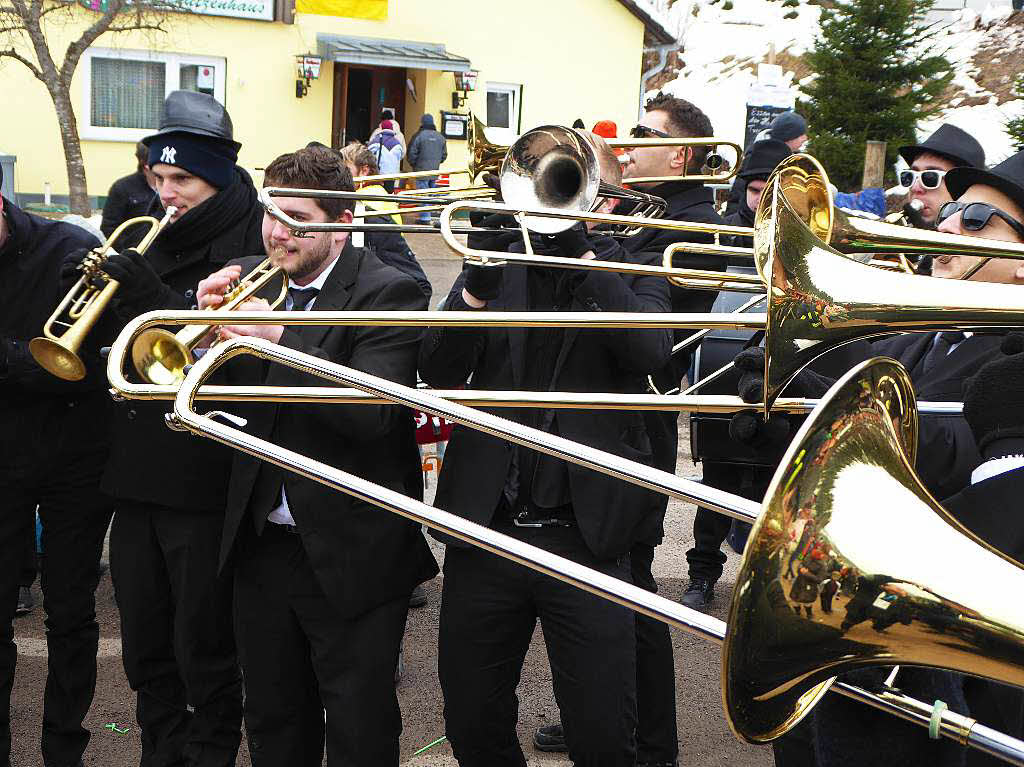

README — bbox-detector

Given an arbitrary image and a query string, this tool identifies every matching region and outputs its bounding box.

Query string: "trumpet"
[130,257,288,385]
[30,207,175,381]
[158,341,1024,763]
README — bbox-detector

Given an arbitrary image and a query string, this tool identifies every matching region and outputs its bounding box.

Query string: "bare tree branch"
[0,45,40,78]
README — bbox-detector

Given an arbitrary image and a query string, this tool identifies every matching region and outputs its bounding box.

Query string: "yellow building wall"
[0,0,645,200]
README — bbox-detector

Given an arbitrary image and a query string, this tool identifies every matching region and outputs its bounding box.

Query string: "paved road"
[10,232,774,766]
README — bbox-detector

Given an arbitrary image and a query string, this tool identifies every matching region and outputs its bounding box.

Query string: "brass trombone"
[158,342,1024,763]
[30,206,176,381]
[130,257,288,385]
[468,114,742,184]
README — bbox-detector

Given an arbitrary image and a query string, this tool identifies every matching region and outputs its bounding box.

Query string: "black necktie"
[288,286,319,312]
[922,331,966,374]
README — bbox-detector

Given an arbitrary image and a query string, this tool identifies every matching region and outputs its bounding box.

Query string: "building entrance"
[332,63,407,148]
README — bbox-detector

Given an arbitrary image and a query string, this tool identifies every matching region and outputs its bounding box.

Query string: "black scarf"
[148,166,260,258]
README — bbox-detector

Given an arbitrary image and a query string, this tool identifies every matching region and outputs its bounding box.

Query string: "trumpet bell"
[132,328,193,385]
[28,336,87,381]
[723,356,1024,742]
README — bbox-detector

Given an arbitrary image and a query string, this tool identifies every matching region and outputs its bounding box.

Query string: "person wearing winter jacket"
[367,119,405,192]
[407,114,448,223]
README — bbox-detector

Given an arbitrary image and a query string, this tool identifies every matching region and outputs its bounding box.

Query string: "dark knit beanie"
[769,112,807,143]
[147,130,238,190]
[962,334,1024,459]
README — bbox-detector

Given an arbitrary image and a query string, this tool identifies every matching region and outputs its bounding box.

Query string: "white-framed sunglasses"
[899,169,948,190]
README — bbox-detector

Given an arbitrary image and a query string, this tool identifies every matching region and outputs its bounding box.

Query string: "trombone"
[30,206,176,381]
[130,257,288,385]
[108,307,961,418]
[468,114,742,184]
[158,341,1024,763]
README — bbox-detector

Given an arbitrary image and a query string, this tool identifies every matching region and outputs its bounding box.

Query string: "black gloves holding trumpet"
[59,246,178,313]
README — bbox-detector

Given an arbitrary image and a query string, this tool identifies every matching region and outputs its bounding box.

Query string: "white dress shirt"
[267,254,341,527]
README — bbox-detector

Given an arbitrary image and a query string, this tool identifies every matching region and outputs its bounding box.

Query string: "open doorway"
[332,63,408,148]
[345,69,372,143]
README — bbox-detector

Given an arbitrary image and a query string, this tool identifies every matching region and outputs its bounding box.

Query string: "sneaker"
[533,723,567,753]
[15,586,34,616]
[681,579,714,610]
[409,584,428,608]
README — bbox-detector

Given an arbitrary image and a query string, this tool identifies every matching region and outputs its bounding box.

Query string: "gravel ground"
[10,232,773,766]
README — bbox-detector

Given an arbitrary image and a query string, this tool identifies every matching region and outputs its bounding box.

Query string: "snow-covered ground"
[646,0,1024,166]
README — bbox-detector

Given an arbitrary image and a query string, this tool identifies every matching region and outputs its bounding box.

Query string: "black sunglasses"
[899,169,946,190]
[936,201,1024,239]
[629,124,671,140]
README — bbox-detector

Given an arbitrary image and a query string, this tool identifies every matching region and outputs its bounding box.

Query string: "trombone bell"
[724,357,1024,742]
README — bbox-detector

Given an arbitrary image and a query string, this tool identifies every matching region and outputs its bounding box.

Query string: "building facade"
[0,0,672,206]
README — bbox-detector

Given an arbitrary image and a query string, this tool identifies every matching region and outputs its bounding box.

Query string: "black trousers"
[686,462,770,583]
[233,523,411,767]
[631,543,678,765]
[439,522,637,767]
[110,504,241,767]
[0,433,112,767]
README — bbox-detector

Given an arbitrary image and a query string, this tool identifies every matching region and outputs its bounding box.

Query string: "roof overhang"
[317,34,472,72]
[616,0,675,44]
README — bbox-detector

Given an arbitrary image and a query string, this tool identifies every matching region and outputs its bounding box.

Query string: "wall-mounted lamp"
[295,53,323,99]
[451,68,478,110]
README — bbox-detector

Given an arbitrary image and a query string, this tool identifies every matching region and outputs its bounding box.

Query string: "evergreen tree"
[800,0,953,190]
[1008,74,1024,153]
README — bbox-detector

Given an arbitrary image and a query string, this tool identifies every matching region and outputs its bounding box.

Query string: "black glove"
[481,172,503,202]
[463,264,502,302]
[735,347,767,404]
[551,224,594,259]
[734,346,833,404]
[59,248,93,293]
[101,248,171,311]
[729,409,794,452]
[962,333,1024,453]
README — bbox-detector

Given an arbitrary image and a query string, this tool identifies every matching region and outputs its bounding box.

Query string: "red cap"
[592,120,618,138]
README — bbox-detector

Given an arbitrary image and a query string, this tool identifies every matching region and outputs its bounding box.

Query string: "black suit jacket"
[943,468,1024,763]
[222,245,438,618]
[419,237,673,560]
[870,332,1002,499]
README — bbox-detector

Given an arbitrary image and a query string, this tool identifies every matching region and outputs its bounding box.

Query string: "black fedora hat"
[899,123,985,169]
[945,149,1024,213]
[739,139,792,181]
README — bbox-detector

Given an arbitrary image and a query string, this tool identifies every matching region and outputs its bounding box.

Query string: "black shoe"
[681,579,714,610]
[533,723,567,753]
[409,584,428,608]
[15,586,34,616]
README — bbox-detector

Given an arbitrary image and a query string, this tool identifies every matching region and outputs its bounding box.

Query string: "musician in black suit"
[196,145,438,767]
[781,149,1024,767]
[419,132,672,767]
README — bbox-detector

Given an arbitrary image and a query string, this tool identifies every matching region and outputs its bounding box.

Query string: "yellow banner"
[295,0,386,18]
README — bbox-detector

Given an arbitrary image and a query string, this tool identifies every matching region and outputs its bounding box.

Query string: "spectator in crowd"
[727,111,808,217]
[368,119,405,193]
[100,141,156,237]
[340,143,432,299]
[369,109,407,153]
[407,114,448,224]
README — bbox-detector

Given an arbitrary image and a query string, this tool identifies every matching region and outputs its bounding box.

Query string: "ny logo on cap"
[160,146,177,164]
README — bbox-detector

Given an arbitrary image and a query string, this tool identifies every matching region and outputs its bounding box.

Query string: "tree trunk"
[50,82,91,216]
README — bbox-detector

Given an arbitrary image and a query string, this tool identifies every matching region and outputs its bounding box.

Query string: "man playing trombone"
[734,148,1024,766]
[419,131,672,767]
[197,144,438,767]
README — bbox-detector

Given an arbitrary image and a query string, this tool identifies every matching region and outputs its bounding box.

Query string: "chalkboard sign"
[441,111,469,141]
[744,104,790,149]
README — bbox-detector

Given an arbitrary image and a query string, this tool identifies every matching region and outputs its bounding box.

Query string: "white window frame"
[484,81,521,143]
[81,47,227,142]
